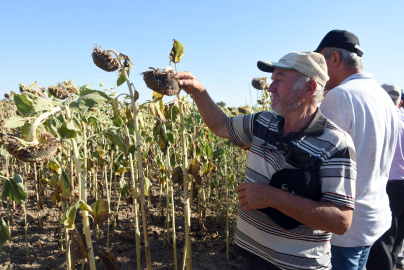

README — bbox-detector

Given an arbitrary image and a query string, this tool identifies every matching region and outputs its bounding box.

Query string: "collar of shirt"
[261,108,328,154]
[275,107,328,142]
[340,72,373,86]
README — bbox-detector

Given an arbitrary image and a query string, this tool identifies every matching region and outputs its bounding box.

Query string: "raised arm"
[175,71,230,140]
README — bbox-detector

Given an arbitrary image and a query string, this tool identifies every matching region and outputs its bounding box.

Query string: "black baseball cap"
[315,30,364,57]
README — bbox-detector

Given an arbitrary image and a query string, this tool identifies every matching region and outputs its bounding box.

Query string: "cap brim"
[257,61,296,73]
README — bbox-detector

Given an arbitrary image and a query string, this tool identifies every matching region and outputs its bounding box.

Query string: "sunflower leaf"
[0,217,11,250]
[1,174,28,205]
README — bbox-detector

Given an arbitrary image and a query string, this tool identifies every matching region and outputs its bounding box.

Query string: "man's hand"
[175,71,206,96]
[238,145,251,151]
[236,182,276,211]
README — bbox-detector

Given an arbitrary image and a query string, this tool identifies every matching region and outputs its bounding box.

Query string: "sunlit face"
[268,69,302,116]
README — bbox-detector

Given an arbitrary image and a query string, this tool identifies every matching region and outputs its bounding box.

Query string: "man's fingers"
[238,145,251,151]
[175,71,193,80]
[239,197,248,208]
[238,190,247,200]
[236,183,247,193]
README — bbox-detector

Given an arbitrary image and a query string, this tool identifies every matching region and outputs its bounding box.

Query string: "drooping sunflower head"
[2,133,61,163]
[48,85,69,100]
[19,84,43,97]
[4,93,10,99]
[252,78,269,90]
[92,45,120,72]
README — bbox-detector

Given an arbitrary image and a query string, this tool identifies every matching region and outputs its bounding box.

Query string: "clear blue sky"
[1,0,403,107]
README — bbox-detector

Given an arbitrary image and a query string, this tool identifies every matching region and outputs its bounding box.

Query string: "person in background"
[314,30,398,270]
[400,89,404,113]
[175,51,357,270]
[366,83,404,270]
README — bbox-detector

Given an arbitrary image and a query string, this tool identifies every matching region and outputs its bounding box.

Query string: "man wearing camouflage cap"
[175,51,357,270]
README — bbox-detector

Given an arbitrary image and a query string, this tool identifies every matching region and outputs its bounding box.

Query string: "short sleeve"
[319,145,357,209]
[226,113,256,146]
[320,90,353,133]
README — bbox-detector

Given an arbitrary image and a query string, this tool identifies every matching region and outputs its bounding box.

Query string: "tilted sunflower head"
[48,82,78,100]
[92,45,120,72]
[142,67,181,96]
[2,132,61,163]
[48,85,69,100]
[4,93,10,99]
[252,78,269,90]
[19,84,43,97]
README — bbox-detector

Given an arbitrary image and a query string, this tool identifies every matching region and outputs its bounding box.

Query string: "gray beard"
[271,94,302,116]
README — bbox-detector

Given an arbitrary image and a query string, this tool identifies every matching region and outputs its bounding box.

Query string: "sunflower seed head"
[19,84,43,97]
[48,85,69,100]
[92,45,119,72]
[4,135,61,163]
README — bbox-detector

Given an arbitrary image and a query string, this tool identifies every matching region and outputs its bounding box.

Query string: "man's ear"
[331,51,342,67]
[302,79,317,99]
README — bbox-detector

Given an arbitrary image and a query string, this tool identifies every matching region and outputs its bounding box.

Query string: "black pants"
[366,180,404,270]
[243,257,282,270]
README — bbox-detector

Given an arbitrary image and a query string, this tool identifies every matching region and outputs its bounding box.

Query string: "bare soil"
[0,172,243,270]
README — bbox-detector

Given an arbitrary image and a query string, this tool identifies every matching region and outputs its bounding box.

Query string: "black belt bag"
[257,147,322,230]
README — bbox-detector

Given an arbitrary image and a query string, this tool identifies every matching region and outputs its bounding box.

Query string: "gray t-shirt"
[320,73,398,247]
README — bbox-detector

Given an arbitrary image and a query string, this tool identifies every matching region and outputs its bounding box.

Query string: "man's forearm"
[271,189,353,235]
[190,90,230,139]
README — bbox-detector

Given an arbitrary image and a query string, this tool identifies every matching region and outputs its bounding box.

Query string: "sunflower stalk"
[124,126,141,270]
[63,106,97,270]
[175,62,192,270]
[163,131,177,270]
[107,49,152,270]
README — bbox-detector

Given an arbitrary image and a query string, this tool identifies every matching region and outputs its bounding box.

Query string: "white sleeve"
[320,90,353,133]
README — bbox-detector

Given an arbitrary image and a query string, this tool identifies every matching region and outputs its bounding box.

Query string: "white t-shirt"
[320,73,398,247]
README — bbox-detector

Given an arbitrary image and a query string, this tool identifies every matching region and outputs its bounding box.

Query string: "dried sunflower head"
[48,85,69,99]
[3,133,61,163]
[143,67,181,96]
[4,93,10,99]
[252,78,269,90]
[19,84,43,97]
[48,82,77,99]
[92,45,119,72]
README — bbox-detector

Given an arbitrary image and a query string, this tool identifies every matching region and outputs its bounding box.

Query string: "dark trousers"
[366,180,404,270]
[243,257,282,270]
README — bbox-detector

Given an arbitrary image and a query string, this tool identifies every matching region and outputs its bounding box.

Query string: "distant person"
[366,83,404,270]
[400,89,404,113]
[176,51,357,270]
[315,30,398,270]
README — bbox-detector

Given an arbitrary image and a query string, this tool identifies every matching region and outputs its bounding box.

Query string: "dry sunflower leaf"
[188,158,203,185]
[98,252,121,270]
[62,199,93,230]
[169,39,185,64]
[0,217,11,250]
[90,198,110,226]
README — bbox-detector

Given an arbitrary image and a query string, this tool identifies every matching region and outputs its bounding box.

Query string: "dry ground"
[0,172,243,270]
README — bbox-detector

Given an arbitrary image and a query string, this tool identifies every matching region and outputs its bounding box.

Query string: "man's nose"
[268,82,276,92]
